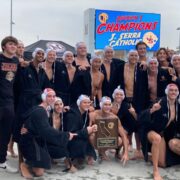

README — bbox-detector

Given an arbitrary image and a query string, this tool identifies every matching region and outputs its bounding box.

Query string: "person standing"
[90,55,104,108]
[135,41,148,62]
[74,42,90,70]
[41,49,57,88]
[0,36,19,172]
[101,46,124,98]
[13,47,50,177]
[13,47,50,142]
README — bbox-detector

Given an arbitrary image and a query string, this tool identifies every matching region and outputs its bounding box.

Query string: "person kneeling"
[63,95,97,167]
[19,88,76,177]
[139,83,180,180]
[48,97,77,172]
[89,96,129,165]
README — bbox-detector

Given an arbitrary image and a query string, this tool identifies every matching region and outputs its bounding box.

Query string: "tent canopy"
[24,40,75,60]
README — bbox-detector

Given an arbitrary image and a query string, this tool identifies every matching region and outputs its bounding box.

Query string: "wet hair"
[1,36,18,52]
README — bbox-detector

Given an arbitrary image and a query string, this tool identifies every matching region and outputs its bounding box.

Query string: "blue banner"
[95,9,161,51]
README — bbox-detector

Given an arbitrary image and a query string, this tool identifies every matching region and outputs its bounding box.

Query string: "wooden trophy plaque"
[94,118,118,149]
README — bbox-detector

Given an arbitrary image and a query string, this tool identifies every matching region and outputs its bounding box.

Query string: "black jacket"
[138,97,180,165]
[117,101,138,134]
[64,104,96,159]
[19,106,70,169]
[0,54,19,106]
[13,62,50,142]
[101,58,124,98]
[54,62,91,105]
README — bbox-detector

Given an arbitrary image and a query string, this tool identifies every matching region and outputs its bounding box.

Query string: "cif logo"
[99,13,108,24]
[143,32,158,49]
[46,42,66,53]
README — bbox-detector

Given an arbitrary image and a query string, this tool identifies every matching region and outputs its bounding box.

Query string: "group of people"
[0,35,180,180]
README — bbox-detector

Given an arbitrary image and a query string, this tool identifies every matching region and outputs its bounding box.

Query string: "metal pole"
[10,0,12,36]
[177,27,180,53]
[179,30,180,53]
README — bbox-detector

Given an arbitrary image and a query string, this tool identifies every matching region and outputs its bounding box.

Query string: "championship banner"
[95,9,161,51]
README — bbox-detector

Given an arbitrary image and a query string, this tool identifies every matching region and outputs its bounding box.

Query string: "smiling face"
[76,43,87,57]
[91,57,102,70]
[104,49,114,61]
[101,101,112,113]
[157,49,168,63]
[128,51,138,64]
[172,56,180,69]
[114,91,124,103]
[46,50,56,64]
[35,50,45,63]
[137,44,147,58]
[46,91,56,107]
[79,99,91,112]
[167,85,179,100]
[3,41,17,56]
[64,52,74,64]
[148,61,158,72]
[54,100,64,114]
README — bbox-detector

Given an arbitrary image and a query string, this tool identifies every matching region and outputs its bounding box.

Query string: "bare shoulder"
[94,110,101,116]
[109,112,118,119]
[89,110,100,120]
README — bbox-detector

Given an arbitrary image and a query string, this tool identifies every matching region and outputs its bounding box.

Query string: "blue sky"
[0,0,179,50]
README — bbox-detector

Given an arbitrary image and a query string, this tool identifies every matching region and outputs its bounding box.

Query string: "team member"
[0,36,19,172]
[101,46,124,98]
[64,95,97,166]
[89,96,129,165]
[19,88,77,177]
[90,55,104,108]
[48,97,77,172]
[139,83,180,180]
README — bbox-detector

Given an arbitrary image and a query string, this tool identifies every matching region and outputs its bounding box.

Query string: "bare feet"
[109,149,116,154]
[64,158,78,173]
[128,145,133,152]
[7,149,18,158]
[130,150,144,160]
[87,156,94,165]
[154,170,163,180]
[20,162,33,179]
[99,152,110,161]
[69,165,77,173]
